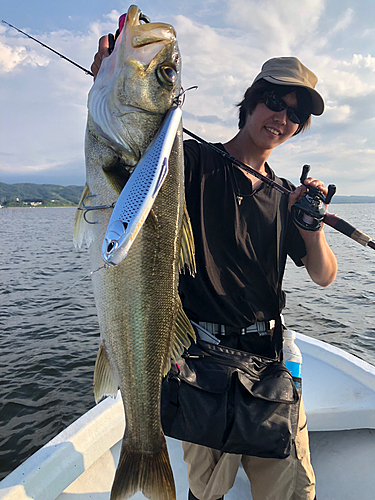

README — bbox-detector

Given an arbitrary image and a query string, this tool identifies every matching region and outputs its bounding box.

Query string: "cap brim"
[262,76,324,115]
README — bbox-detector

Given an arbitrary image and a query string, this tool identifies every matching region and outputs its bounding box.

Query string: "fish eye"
[157,65,177,86]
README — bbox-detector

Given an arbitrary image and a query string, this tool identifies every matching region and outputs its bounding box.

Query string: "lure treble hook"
[77,194,115,224]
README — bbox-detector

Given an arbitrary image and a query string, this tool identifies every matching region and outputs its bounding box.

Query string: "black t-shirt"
[179,140,306,330]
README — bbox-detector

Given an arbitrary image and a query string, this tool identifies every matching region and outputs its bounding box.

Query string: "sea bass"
[74,5,195,500]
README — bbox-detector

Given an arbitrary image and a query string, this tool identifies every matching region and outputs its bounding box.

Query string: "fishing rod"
[2,20,94,77]
[4,19,374,251]
[183,128,375,251]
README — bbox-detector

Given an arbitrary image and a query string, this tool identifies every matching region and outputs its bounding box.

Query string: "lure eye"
[157,65,177,86]
[107,241,117,254]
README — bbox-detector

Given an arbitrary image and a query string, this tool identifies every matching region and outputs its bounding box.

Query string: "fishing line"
[63,264,110,292]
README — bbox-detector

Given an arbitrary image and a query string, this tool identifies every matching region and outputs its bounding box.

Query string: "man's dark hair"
[237,79,313,135]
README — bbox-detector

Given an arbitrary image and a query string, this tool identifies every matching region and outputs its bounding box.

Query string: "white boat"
[1,333,375,500]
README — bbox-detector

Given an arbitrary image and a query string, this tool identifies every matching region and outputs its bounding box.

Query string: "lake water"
[0,204,374,480]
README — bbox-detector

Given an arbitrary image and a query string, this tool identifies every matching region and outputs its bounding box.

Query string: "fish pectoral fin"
[93,340,119,403]
[102,156,131,195]
[164,299,196,376]
[179,203,196,276]
[73,183,91,249]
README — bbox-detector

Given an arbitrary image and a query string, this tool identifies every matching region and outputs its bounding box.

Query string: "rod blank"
[2,20,94,77]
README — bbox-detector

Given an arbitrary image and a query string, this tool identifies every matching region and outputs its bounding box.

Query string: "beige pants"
[182,400,315,500]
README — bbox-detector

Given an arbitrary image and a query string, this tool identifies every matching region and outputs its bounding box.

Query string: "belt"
[198,320,276,337]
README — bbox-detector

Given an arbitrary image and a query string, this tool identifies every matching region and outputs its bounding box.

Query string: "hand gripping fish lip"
[101,105,182,266]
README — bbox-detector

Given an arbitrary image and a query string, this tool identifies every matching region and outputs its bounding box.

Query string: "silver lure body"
[101,105,182,266]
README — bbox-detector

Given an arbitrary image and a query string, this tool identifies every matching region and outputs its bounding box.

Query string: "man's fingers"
[303,177,328,196]
[91,35,111,79]
[98,35,110,55]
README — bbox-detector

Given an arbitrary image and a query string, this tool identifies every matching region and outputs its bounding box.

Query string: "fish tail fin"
[110,436,176,500]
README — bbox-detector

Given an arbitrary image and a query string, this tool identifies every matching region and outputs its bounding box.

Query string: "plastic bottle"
[283,329,302,393]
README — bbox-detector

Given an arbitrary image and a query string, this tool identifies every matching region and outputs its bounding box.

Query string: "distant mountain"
[330,195,375,204]
[0,182,84,207]
[1,182,374,208]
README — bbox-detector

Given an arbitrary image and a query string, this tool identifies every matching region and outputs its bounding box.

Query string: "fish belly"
[89,136,184,500]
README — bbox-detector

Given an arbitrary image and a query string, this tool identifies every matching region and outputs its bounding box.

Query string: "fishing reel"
[291,165,336,231]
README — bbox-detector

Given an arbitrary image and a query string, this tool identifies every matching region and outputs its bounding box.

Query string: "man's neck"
[223,133,272,175]
[222,134,272,190]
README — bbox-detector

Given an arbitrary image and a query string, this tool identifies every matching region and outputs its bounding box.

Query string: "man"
[92,37,337,499]
[178,57,336,500]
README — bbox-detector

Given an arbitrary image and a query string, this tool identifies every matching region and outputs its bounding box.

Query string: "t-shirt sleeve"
[285,218,307,266]
[183,139,201,189]
[280,177,307,267]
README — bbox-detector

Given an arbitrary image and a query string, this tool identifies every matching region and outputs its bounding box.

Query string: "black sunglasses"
[261,91,308,125]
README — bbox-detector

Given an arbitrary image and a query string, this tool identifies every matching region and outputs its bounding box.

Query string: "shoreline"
[0,205,78,209]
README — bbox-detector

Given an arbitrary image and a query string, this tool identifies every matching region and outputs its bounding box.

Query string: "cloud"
[225,0,325,55]
[0,40,49,74]
[173,14,260,130]
[324,103,352,123]
[348,53,375,71]
[88,9,121,40]
[0,24,94,184]
[329,8,354,35]
[1,2,375,195]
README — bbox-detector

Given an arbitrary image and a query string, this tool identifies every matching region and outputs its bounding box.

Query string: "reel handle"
[291,165,336,231]
[300,164,311,184]
[300,164,336,206]
[325,184,336,205]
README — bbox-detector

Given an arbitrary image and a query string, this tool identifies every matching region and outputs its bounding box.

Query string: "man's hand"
[91,35,111,79]
[288,177,337,287]
[288,176,328,212]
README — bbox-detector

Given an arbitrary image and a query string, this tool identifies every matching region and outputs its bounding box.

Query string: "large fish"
[74,5,195,500]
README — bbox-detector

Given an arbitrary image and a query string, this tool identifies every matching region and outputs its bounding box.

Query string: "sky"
[1,0,375,195]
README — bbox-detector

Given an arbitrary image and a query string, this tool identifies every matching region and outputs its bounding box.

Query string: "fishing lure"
[101,105,182,266]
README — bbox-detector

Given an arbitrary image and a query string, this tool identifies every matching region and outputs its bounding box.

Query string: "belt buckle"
[266,319,276,335]
[256,321,266,336]
[256,319,276,336]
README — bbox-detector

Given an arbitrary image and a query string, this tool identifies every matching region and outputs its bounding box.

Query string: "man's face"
[243,91,300,152]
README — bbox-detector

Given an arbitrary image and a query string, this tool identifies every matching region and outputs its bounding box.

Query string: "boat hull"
[1,334,375,500]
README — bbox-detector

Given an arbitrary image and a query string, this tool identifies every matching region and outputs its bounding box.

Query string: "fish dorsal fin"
[164,298,196,376]
[93,340,119,403]
[179,203,196,276]
[73,183,90,249]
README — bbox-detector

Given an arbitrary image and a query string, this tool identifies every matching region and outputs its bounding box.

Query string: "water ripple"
[1,204,375,481]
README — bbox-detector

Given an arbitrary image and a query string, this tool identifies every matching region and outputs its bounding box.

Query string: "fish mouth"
[124,5,176,49]
[88,5,181,183]
[115,105,164,119]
